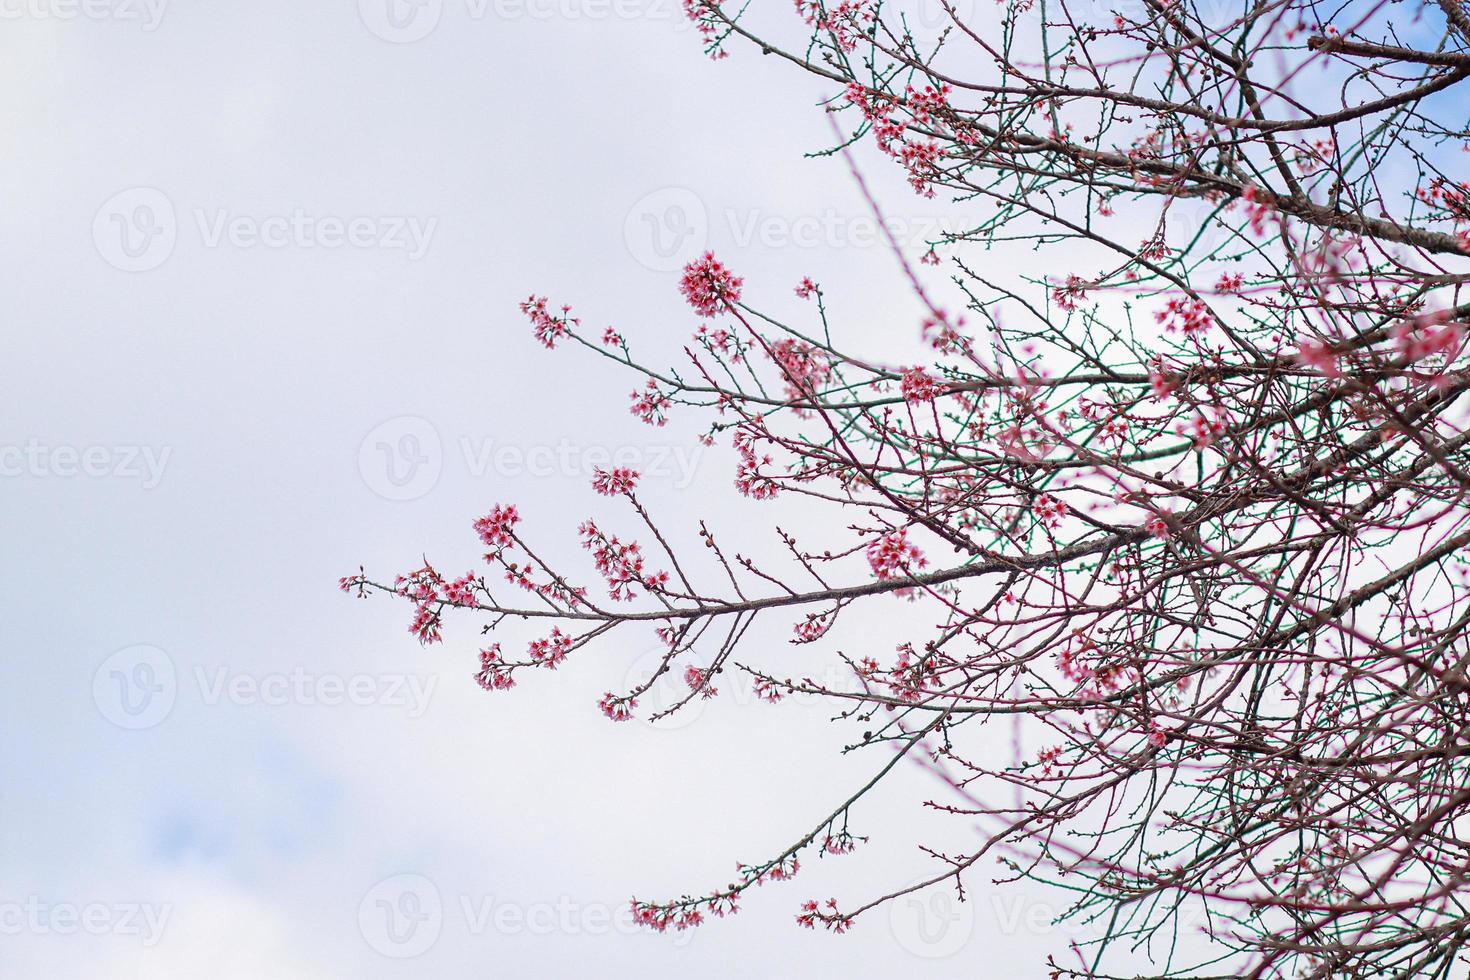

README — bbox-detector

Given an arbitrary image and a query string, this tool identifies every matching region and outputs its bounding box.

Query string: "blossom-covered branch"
[346,2,1470,975]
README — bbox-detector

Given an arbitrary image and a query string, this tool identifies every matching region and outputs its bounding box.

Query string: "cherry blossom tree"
[345,1,1470,975]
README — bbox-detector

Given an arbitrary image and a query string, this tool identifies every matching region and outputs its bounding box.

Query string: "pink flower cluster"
[681,0,729,59]
[796,898,852,933]
[599,692,636,722]
[866,529,927,581]
[442,572,479,607]
[630,379,671,427]
[769,338,831,403]
[792,609,833,643]
[1033,493,1067,529]
[696,324,743,362]
[1149,363,1177,398]
[738,854,800,886]
[591,467,639,496]
[1146,722,1169,749]
[1180,413,1226,449]
[1240,185,1274,236]
[475,645,515,691]
[885,642,942,702]
[1416,177,1470,221]
[900,367,940,403]
[631,892,737,932]
[844,82,904,149]
[520,295,578,350]
[1156,297,1212,335]
[906,83,953,126]
[840,80,948,196]
[1052,275,1090,311]
[897,139,943,197]
[392,563,478,646]
[733,427,779,500]
[683,665,718,699]
[1297,341,1340,377]
[752,676,785,703]
[579,519,670,601]
[1058,642,1135,699]
[474,504,520,552]
[679,252,743,317]
[1392,315,1463,364]
[922,311,971,354]
[528,627,573,669]
[402,578,445,644]
[795,0,874,52]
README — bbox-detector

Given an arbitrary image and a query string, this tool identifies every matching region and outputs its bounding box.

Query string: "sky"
[0,2,1140,976]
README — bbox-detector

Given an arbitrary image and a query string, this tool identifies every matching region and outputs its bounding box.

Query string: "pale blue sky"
[0,3,1160,976]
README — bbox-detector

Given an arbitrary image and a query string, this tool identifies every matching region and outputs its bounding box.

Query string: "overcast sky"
[0,3,1155,976]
